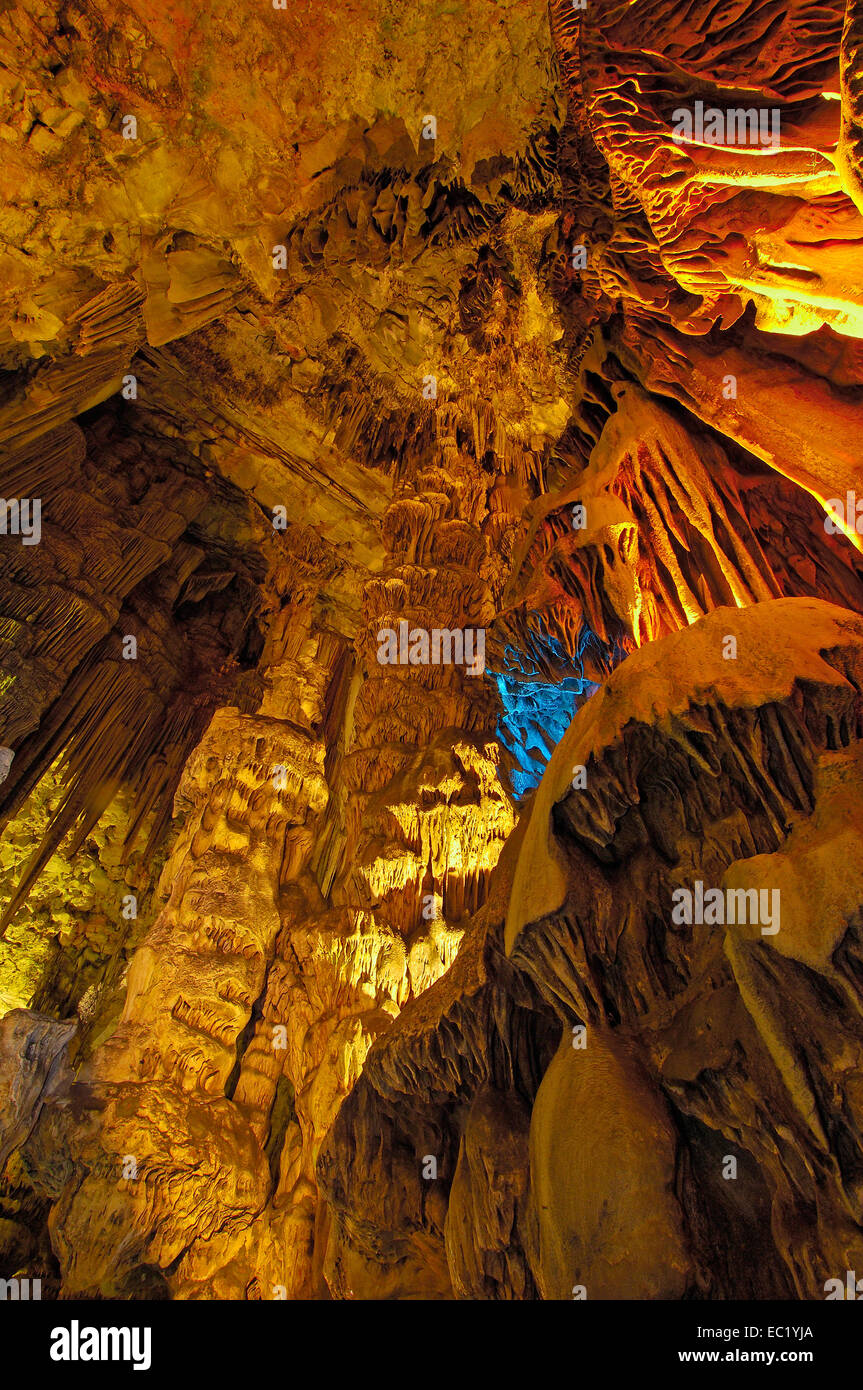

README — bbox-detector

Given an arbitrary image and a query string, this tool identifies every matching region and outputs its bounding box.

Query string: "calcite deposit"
[0,0,862,1301]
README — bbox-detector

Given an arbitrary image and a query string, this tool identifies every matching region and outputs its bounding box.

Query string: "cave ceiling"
[1,0,863,1311]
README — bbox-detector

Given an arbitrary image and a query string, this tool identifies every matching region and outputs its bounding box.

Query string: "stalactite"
[1,0,863,1312]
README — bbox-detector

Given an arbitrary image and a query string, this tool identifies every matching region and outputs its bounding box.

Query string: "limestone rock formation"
[0,0,862,1302]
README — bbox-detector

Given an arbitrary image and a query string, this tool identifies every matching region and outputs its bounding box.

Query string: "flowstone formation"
[0,0,862,1301]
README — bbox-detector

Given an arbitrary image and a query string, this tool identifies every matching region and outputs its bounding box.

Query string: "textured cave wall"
[0,0,862,1301]
[0,0,567,1299]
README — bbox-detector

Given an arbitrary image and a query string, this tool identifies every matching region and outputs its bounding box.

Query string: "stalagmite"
[0,0,862,1318]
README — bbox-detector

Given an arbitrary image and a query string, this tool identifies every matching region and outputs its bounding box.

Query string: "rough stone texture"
[0,1008,75,1172]
[320,600,863,1299]
[0,0,862,1300]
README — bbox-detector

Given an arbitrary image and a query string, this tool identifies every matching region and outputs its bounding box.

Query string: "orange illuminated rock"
[1,0,863,1303]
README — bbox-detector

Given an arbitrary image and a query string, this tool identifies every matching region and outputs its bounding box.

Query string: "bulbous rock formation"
[0,0,862,1301]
